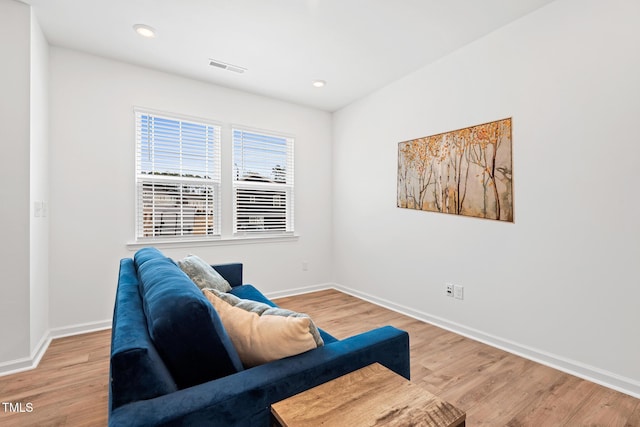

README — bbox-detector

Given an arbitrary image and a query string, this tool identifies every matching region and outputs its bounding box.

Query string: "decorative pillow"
[177,254,232,292]
[208,288,324,347]
[203,290,318,367]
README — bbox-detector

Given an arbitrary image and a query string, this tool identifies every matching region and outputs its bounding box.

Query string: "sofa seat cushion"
[318,329,338,345]
[135,250,244,389]
[229,284,276,307]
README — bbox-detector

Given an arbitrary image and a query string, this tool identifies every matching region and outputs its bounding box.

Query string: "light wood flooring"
[0,289,638,426]
[0,329,110,426]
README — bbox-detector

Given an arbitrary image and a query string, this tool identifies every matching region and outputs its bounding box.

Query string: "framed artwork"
[397,118,513,222]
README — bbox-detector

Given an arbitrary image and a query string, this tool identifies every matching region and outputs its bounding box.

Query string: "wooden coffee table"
[271,363,465,426]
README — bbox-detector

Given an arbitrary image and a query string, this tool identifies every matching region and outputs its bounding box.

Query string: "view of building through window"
[139,181,217,237]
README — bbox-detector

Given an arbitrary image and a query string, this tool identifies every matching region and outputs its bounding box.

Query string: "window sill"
[126,234,299,251]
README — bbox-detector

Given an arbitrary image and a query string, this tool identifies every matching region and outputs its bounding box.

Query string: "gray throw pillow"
[207,288,324,347]
[177,255,232,293]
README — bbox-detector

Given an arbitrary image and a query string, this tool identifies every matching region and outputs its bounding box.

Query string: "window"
[233,128,294,234]
[135,109,221,241]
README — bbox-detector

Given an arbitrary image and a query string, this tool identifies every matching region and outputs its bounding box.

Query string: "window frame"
[232,126,295,236]
[134,108,222,242]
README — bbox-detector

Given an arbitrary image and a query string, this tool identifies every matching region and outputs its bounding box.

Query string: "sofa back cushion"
[110,259,178,410]
[133,246,169,268]
[135,249,244,389]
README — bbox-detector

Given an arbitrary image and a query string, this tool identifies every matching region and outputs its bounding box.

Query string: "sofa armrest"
[211,263,243,288]
[109,325,409,427]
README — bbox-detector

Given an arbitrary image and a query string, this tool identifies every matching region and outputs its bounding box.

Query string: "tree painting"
[397,118,513,222]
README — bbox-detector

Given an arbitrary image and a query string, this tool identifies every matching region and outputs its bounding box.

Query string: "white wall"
[332,0,640,396]
[0,0,31,365]
[49,48,333,331]
[29,9,50,356]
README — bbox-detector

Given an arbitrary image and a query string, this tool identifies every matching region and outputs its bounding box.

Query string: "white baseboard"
[333,284,640,399]
[0,331,52,377]
[30,330,53,371]
[49,319,112,340]
[0,319,111,378]
[0,355,37,377]
[265,283,336,300]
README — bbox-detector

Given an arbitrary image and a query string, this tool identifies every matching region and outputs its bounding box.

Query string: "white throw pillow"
[177,254,232,292]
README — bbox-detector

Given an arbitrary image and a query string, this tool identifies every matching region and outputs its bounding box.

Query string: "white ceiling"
[25,0,556,112]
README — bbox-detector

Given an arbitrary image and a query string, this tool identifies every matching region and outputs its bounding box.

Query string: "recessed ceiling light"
[133,24,156,38]
[312,80,326,88]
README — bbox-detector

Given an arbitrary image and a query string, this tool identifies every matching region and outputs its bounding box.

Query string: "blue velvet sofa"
[109,247,410,426]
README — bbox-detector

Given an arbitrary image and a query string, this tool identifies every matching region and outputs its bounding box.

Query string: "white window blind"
[232,128,294,234]
[135,110,221,240]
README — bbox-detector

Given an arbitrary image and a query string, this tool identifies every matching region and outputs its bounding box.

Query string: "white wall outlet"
[446,283,454,297]
[454,285,464,300]
[302,261,308,271]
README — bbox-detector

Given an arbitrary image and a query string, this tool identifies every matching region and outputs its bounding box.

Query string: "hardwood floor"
[0,329,110,427]
[276,290,640,427]
[0,289,638,426]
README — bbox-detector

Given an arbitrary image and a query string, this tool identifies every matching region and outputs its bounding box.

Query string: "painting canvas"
[397,118,513,222]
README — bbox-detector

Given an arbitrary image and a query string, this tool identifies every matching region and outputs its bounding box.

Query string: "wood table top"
[271,363,466,427]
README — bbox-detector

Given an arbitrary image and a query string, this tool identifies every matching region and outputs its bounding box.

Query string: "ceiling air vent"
[209,59,247,74]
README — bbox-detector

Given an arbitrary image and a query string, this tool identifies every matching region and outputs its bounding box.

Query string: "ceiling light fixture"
[312,80,326,88]
[133,24,156,38]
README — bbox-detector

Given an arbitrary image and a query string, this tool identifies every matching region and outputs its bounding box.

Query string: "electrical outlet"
[302,261,308,271]
[454,285,464,300]
[446,284,454,297]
